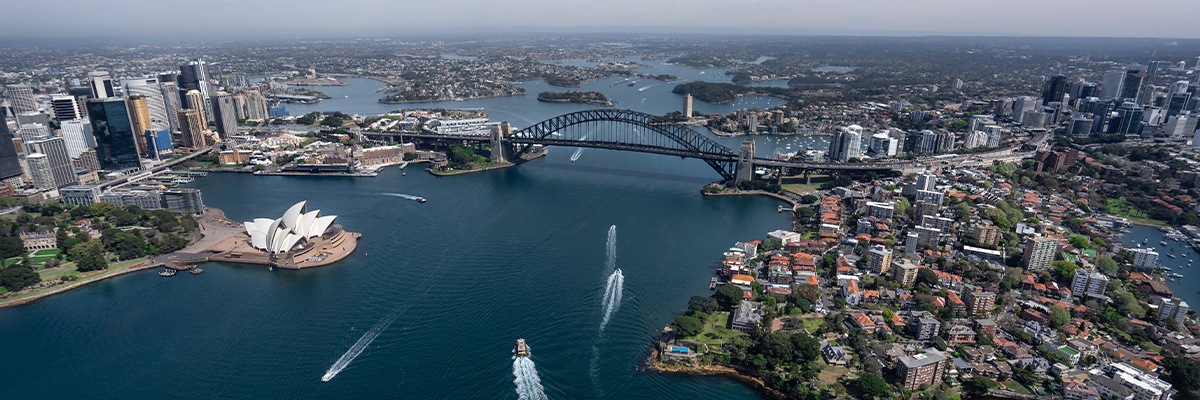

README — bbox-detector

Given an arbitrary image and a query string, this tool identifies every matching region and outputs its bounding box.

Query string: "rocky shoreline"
[647,348,788,400]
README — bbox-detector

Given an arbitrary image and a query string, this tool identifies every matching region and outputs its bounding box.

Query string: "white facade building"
[60,119,96,158]
[1071,270,1109,297]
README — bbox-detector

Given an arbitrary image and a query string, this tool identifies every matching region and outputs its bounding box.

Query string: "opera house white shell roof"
[243,201,338,254]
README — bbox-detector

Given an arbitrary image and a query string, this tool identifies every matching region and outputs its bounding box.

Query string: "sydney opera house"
[244,201,339,254]
[207,201,359,269]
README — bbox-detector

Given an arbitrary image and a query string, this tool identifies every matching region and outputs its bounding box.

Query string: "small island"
[536,91,613,106]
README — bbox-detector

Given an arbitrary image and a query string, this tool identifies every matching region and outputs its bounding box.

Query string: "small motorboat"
[516,339,529,357]
[416,197,427,203]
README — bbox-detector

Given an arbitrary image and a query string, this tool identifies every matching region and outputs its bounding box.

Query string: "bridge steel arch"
[509,109,739,181]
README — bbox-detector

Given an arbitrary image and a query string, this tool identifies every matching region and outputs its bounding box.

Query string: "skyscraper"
[25,137,77,188]
[60,119,96,158]
[121,78,171,131]
[159,82,182,133]
[233,94,247,120]
[1120,69,1145,102]
[5,84,37,113]
[1100,69,1125,100]
[209,92,237,139]
[17,123,50,153]
[126,94,153,155]
[177,109,206,148]
[985,125,1002,147]
[51,94,84,121]
[185,90,208,123]
[25,154,54,189]
[1012,96,1037,122]
[87,72,116,99]
[1041,75,1066,105]
[244,90,269,120]
[0,115,23,183]
[86,98,142,170]
[179,59,213,99]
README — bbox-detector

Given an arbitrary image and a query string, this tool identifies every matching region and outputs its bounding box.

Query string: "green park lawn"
[1004,381,1032,395]
[801,317,824,333]
[687,312,746,346]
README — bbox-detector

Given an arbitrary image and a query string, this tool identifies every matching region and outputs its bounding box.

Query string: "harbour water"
[1124,225,1200,307]
[0,150,795,398]
[0,58,832,399]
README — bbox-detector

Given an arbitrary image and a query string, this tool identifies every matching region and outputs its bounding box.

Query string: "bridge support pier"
[489,123,514,163]
[734,138,755,184]
[804,170,811,185]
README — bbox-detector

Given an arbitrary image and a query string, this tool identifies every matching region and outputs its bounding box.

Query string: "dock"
[709,277,719,290]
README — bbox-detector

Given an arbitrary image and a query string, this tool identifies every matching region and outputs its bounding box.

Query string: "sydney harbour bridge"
[364,109,1038,182]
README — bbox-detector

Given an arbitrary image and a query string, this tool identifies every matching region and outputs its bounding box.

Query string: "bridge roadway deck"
[365,130,1040,172]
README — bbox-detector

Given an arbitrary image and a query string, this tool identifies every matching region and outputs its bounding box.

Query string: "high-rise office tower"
[87,72,116,99]
[177,109,206,148]
[185,90,208,123]
[60,119,96,158]
[985,125,1002,147]
[25,137,77,188]
[25,154,55,189]
[1100,69,1126,100]
[1111,102,1144,136]
[209,92,237,139]
[51,94,84,121]
[17,123,50,153]
[1068,81,1096,102]
[233,94,247,120]
[179,59,213,99]
[1041,75,1066,105]
[159,82,182,133]
[121,78,171,131]
[0,116,23,183]
[15,111,50,127]
[86,98,142,170]
[5,84,37,113]
[1012,96,1037,122]
[125,94,153,155]
[1121,69,1145,102]
[158,72,181,87]
[244,90,268,120]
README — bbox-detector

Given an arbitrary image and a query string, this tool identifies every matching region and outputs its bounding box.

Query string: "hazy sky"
[5,0,1200,38]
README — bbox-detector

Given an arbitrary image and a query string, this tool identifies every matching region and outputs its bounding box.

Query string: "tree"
[71,240,108,272]
[0,236,24,259]
[962,376,996,396]
[89,202,116,217]
[0,266,40,291]
[852,373,891,398]
[689,296,719,314]
[403,152,417,161]
[1048,304,1070,328]
[55,229,69,250]
[916,268,939,287]
[800,195,818,204]
[895,197,911,215]
[791,333,821,363]
[672,315,703,337]
[1052,261,1079,285]
[715,284,745,310]
[1165,355,1200,394]
[1096,256,1120,275]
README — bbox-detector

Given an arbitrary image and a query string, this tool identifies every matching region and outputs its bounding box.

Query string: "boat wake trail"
[604,225,616,272]
[569,134,589,162]
[322,315,396,382]
[513,357,548,400]
[382,193,422,201]
[599,269,624,331]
